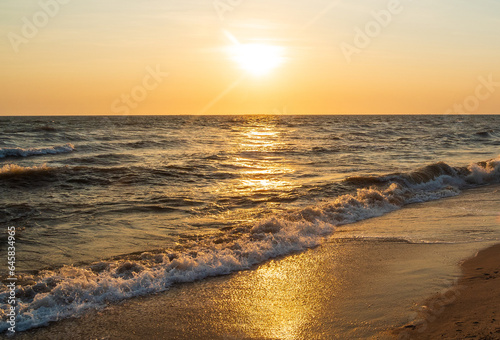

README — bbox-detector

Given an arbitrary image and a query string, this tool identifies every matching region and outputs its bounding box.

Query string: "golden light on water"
[224,257,315,339]
[203,118,299,225]
[247,130,279,138]
[214,246,349,340]
[235,122,295,194]
[240,179,290,193]
[215,121,324,339]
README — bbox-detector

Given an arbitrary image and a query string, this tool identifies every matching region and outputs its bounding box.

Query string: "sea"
[0,114,499,333]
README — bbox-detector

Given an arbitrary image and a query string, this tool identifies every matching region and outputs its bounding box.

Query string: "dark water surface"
[0,115,499,332]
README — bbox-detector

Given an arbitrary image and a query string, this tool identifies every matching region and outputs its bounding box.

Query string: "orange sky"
[1,0,499,115]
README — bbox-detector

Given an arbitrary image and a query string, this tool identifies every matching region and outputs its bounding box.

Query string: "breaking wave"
[1,156,499,333]
[0,164,55,177]
[0,144,74,159]
[345,157,500,188]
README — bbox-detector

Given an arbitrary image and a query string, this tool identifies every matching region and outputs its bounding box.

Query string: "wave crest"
[0,144,74,159]
[0,164,53,177]
[346,157,500,189]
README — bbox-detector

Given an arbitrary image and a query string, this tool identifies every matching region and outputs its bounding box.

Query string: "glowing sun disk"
[232,44,284,76]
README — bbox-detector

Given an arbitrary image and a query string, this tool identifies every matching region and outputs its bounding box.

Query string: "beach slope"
[396,244,500,339]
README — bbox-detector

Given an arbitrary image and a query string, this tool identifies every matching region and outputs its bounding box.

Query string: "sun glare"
[231,43,284,77]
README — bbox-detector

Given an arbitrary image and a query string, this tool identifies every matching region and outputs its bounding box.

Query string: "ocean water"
[0,114,499,333]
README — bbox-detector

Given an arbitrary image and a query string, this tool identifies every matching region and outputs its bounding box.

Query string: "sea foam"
[0,156,499,333]
[0,144,74,158]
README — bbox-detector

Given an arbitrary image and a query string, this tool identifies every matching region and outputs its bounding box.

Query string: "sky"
[1,0,499,115]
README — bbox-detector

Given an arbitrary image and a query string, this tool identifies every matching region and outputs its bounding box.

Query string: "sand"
[395,244,500,339]
[5,185,500,339]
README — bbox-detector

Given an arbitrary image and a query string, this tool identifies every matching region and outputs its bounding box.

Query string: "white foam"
[0,156,498,333]
[0,144,74,158]
[466,156,500,185]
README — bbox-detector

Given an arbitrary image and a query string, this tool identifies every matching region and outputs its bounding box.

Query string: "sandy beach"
[396,243,500,339]
[6,184,500,340]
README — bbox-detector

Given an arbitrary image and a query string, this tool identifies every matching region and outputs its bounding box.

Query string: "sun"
[231,43,284,77]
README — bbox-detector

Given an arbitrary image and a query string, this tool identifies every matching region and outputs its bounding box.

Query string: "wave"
[64,153,139,165]
[345,157,500,189]
[0,164,55,177]
[34,125,57,132]
[0,144,74,159]
[475,130,495,138]
[1,156,499,333]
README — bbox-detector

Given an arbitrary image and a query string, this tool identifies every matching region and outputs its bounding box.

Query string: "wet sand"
[396,244,500,339]
[6,185,500,339]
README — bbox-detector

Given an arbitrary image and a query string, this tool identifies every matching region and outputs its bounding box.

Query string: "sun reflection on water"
[226,118,298,196]
[240,179,290,192]
[215,247,346,340]
[188,116,305,230]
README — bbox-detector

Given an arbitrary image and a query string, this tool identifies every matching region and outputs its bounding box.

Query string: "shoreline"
[395,243,500,339]
[3,184,500,339]
[5,241,466,340]
[8,243,500,339]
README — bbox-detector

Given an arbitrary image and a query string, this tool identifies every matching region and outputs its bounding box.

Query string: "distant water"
[1,115,499,332]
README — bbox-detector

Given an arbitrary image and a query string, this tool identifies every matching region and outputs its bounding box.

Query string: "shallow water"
[0,114,499,332]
